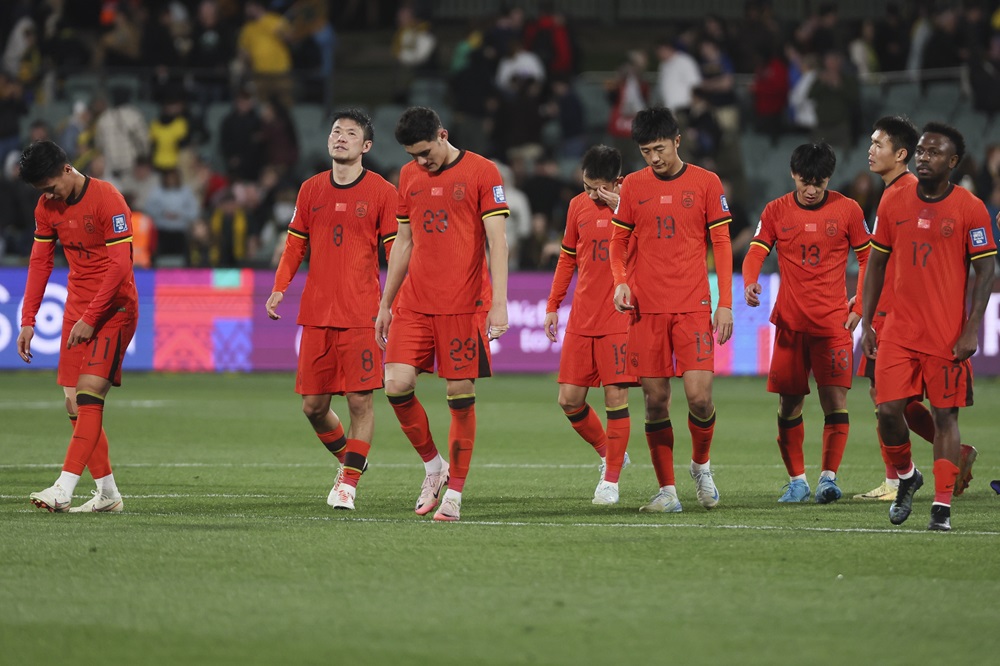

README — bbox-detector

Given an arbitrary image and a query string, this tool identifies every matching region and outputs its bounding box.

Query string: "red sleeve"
[852,244,870,316]
[848,205,871,316]
[82,241,132,327]
[610,222,631,287]
[20,236,56,327]
[742,243,768,285]
[379,183,399,261]
[705,173,733,228]
[271,232,308,293]
[710,223,733,308]
[546,248,576,312]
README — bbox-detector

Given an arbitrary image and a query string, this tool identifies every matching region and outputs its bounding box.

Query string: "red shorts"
[767,327,853,395]
[855,316,885,380]
[57,310,137,388]
[385,307,491,380]
[874,339,973,408]
[626,311,714,378]
[296,325,384,395]
[558,331,639,387]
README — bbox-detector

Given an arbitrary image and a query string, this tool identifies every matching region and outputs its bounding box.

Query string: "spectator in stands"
[287,0,337,84]
[144,167,201,263]
[259,97,300,178]
[0,73,26,164]
[920,8,964,84]
[190,187,254,267]
[110,155,159,214]
[787,51,818,133]
[684,87,723,170]
[544,77,586,159]
[238,0,294,107]
[484,5,525,62]
[808,50,859,152]
[849,19,880,82]
[448,22,499,157]
[970,35,1000,122]
[494,160,531,270]
[520,153,575,268]
[0,149,37,258]
[495,74,546,167]
[874,1,909,73]
[141,2,187,69]
[189,152,229,209]
[605,49,649,173]
[495,38,545,96]
[94,3,142,68]
[94,86,149,178]
[733,0,781,75]
[750,43,789,146]
[149,96,195,174]
[219,88,264,181]
[698,39,738,135]
[391,4,437,104]
[655,36,702,119]
[56,100,91,163]
[2,16,41,101]
[124,194,157,270]
[190,0,238,110]
[842,169,878,222]
[722,176,752,269]
[523,2,578,80]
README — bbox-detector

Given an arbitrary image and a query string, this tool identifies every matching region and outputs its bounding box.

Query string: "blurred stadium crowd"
[3,0,1000,270]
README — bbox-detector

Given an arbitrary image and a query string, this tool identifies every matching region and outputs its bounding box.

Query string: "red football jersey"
[21,177,138,328]
[395,151,510,314]
[750,190,870,334]
[871,171,918,321]
[873,181,997,357]
[611,163,732,314]
[276,168,397,328]
[548,192,631,336]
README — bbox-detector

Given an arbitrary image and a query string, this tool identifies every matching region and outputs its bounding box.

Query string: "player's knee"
[384,378,415,395]
[558,394,584,412]
[301,400,329,422]
[686,395,713,419]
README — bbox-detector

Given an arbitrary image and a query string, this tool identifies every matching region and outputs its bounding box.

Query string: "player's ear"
[362,140,372,155]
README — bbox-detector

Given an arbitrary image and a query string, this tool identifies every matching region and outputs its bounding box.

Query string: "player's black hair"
[922,121,966,164]
[581,145,622,182]
[872,115,919,163]
[789,142,836,183]
[18,140,68,185]
[394,106,442,146]
[631,106,680,146]
[332,108,375,142]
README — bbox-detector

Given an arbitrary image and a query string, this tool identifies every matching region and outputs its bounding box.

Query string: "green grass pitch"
[2,371,998,664]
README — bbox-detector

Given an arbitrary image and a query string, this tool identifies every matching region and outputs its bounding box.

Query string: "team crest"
[825,219,838,237]
[355,201,368,217]
[941,218,955,238]
[682,190,695,208]
[84,215,96,234]
[453,182,466,201]
[630,351,640,368]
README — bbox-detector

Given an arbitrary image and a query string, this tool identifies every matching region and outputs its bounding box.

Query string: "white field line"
[4,504,998,536]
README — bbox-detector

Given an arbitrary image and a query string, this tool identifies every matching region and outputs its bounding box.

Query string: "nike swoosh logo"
[312,205,327,212]
[695,356,711,363]
[943,392,956,399]
[410,190,423,196]
[782,226,796,232]
[454,363,470,371]
[638,198,653,205]
[896,219,910,225]
[87,360,103,367]
[578,221,589,228]
[360,374,375,383]
[52,221,64,227]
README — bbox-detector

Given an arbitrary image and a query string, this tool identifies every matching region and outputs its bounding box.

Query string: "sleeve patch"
[863,217,870,234]
[754,220,762,235]
[720,194,729,212]
[493,185,506,203]
[112,214,128,234]
[971,227,989,247]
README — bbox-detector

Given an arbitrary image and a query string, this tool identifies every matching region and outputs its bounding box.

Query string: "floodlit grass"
[2,371,999,665]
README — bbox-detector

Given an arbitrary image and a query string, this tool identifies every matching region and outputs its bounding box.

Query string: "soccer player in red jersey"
[854,116,979,502]
[17,140,138,513]
[862,122,997,531]
[610,106,733,513]
[375,106,510,522]
[743,142,871,504]
[543,145,636,506]
[266,109,398,511]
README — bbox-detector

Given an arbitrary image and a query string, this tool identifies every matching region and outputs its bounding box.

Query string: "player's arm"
[610,220,633,311]
[741,239,770,307]
[846,242,870,332]
[545,244,577,342]
[484,212,510,341]
[72,239,132,348]
[861,246,888,359]
[265,229,308,320]
[17,227,57,363]
[709,221,734,344]
[375,218,412,350]
[956,254,997,360]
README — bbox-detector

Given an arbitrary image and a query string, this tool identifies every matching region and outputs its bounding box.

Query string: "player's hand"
[597,186,619,210]
[954,327,978,361]
[744,282,762,307]
[67,320,94,349]
[17,326,33,363]
[847,295,857,310]
[543,311,559,342]
[860,323,877,360]
[613,284,633,312]
[487,303,509,341]
[845,311,861,332]
[265,291,283,320]
[375,306,392,351]
[714,306,733,345]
